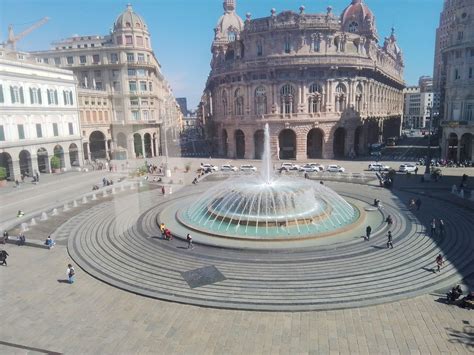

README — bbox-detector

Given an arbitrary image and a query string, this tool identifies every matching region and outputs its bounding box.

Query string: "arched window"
[228,30,236,42]
[280,84,295,115]
[284,37,291,54]
[355,83,363,112]
[222,90,228,116]
[234,88,244,116]
[255,86,267,115]
[335,84,347,112]
[349,21,358,33]
[308,83,323,113]
[256,41,263,56]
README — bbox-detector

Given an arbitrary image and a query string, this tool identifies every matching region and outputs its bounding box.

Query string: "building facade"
[435,0,474,161]
[32,4,182,160]
[0,49,82,180]
[402,76,439,129]
[201,0,405,160]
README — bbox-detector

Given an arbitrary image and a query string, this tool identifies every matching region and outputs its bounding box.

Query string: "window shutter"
[69,91,74,105]
[38,89,42,104]
[30,88,34,103]
[19,87,24,103]
[10,86,15,103]
[54,90,58,105]
[47,90,51,104]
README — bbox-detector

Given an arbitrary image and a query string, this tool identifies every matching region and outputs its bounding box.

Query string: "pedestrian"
[365,225,372,241]
[45,235,55,249]
[186,233,193,249]
[17,210,24,218]
[435,254,444,272]
[385,215,393,226]
[161,185,165,195]
[439,219,445,238]
[0,250,9,266]
[415,198,422,211]
[304,172,309,179]
[387,231,393,249]
[320,181,324,185]
[67,263,75,283]
[159,223,166,236]
[164,228,172,241]
[35,170,40,182]
[2,230,9,244]
[430,218,437,237]
[415,166,418,175]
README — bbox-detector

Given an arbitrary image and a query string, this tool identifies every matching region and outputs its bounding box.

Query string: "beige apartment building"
[434,0,473,162]
[32,4,182,161]
[200,0,405,160]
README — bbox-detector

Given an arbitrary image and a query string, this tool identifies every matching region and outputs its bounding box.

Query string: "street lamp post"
[423,105,434,181]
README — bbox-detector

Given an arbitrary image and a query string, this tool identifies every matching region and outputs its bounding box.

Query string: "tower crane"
[1,17,49,51]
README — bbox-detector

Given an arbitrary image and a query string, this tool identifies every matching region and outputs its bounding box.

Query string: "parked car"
[299,164,319,172]
[309,163,325,171]
[368,163,390,171]
[327,165,345,173]
[280,163,300,171]
[399,164,417,173]
[240,164,257,172]
[201,163,219,172]
[220,164,238,172]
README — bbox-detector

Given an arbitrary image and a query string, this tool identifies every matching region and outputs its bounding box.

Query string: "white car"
[327,165,345,173]
[368,163,390,171]
[310,163,325,171]
[299,164,319,172]
[240,164,257,172]
[399,164,417,173]
[280,163,300,171]
[220,164,238,172]
[201,164,219,172]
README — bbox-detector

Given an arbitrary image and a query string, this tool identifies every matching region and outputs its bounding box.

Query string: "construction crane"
[1,17,49,51]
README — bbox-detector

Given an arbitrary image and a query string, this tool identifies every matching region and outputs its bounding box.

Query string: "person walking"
[387,231,393,249]
[0,250,9,266]
[430,218,437,237]
[161,185,165,195]
[385,215,393,226]
[415,198,422,211]
[67,264,75,284]
[435,254,444,272]
[415,166,419,175]
[159,223,166,236]
[438,219,445,238]
[365,225,372,241]
[186,233,193,249]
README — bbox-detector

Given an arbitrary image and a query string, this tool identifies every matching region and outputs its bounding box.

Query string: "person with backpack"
[365,225,372,241]
[387,231,393,249]
[67,263,75,284]
[0,250,9,266]
[435,254,444,272]
[186,233,193,249]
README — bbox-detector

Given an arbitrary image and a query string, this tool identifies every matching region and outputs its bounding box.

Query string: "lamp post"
[423,105,435,181]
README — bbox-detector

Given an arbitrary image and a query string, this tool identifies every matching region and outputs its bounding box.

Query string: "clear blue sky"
[1,0,443,108]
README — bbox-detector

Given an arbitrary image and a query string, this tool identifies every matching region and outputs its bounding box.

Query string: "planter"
[0,180,6,187]
[52,168,61,173]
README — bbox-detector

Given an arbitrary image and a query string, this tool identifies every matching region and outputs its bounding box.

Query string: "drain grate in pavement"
[181,265,226,289]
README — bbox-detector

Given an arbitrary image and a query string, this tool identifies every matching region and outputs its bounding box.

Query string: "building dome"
[113,3,148,32]
[340,0,377,39]
[214,0,244,43]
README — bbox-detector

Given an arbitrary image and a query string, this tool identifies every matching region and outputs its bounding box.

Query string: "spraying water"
[260,123,273,185]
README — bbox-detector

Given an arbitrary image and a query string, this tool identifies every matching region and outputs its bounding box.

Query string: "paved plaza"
[1,158,473,354]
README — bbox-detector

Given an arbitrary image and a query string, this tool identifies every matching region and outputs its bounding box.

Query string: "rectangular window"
[458,31,464,40]
[92,54,100,64]
[18,124,25,139]
[284,41,291,54]
[137,53,145,62]
[136,36,143,46]
[110,53,118,63]
[112,69,119,78]
[116,36,123,45]
[129,81,137,92]
[36,123,42,138]
[0,125,4,141]
[469,67,473,79]
[93,70,101,78]
[136,69,146,76]
[139,81,147,91]
[68,122,74,135]
[127,53,134,62]
[149,82,153,91]
[95,82,103,90]
[132,111,140,120]
[0,84,3,103]
[455,68,460,80]
[257,43,263,56]
[42,58,49,64]
[113,81,121,91]
[130,98,139,106]
[54,57,60,66]
[10,86,24,104]
[125,35,133,45]
[143,110,149,120]
[465,104,474,121]
[128,69,136,76]
[80,55,86,64]
[53,123,58,136]
[67,56,74,64]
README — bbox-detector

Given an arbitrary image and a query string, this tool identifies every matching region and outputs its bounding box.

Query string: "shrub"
[0,167,7,181]
[50,156,61,169]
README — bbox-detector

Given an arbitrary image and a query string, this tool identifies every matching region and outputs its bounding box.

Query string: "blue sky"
[1,0,443,108]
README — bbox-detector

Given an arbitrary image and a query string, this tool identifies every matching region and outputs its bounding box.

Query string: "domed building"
[201,0,405,160]
[32,4,182,161]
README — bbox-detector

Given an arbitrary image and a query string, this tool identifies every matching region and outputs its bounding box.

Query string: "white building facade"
[402,78,439,129]
[0,50,82,181]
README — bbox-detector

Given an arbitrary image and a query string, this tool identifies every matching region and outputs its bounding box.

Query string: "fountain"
[103,190,108,198]
[82,196,88,204]
[63,203,70,212]
[92,193,97,200]
[459,189,464,198]
[40,212,48,221]
[30,218,36,226]
[176,124,360,239]
[73,200,78,208]
[51,208,58,216]
[21,223,29,232]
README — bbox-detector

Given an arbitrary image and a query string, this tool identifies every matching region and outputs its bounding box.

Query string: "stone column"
[44,155,51,174]
[456,141,461,162]
[141,135,146,159]
[31,155,39,175]
[324,127,334,159]
[85,142,91,161]
[11,159,20,181]
[244,129,255,159]
[227,129,236,158]
[64,151,71,170]
[151,138,156,157]
[128,136,135,158]
[295,127,307,161]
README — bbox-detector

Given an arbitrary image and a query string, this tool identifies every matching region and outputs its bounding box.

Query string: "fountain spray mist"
[261,123,273,184]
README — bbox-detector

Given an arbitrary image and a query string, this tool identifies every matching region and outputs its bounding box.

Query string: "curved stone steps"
[66,185,474,311]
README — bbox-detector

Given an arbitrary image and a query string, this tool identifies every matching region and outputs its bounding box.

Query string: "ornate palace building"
[201,0,405,160]
[434,0,473,162]
[32,4,182,161]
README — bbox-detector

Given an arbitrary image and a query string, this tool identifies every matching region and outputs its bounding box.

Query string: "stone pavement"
[0,244,473,354]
